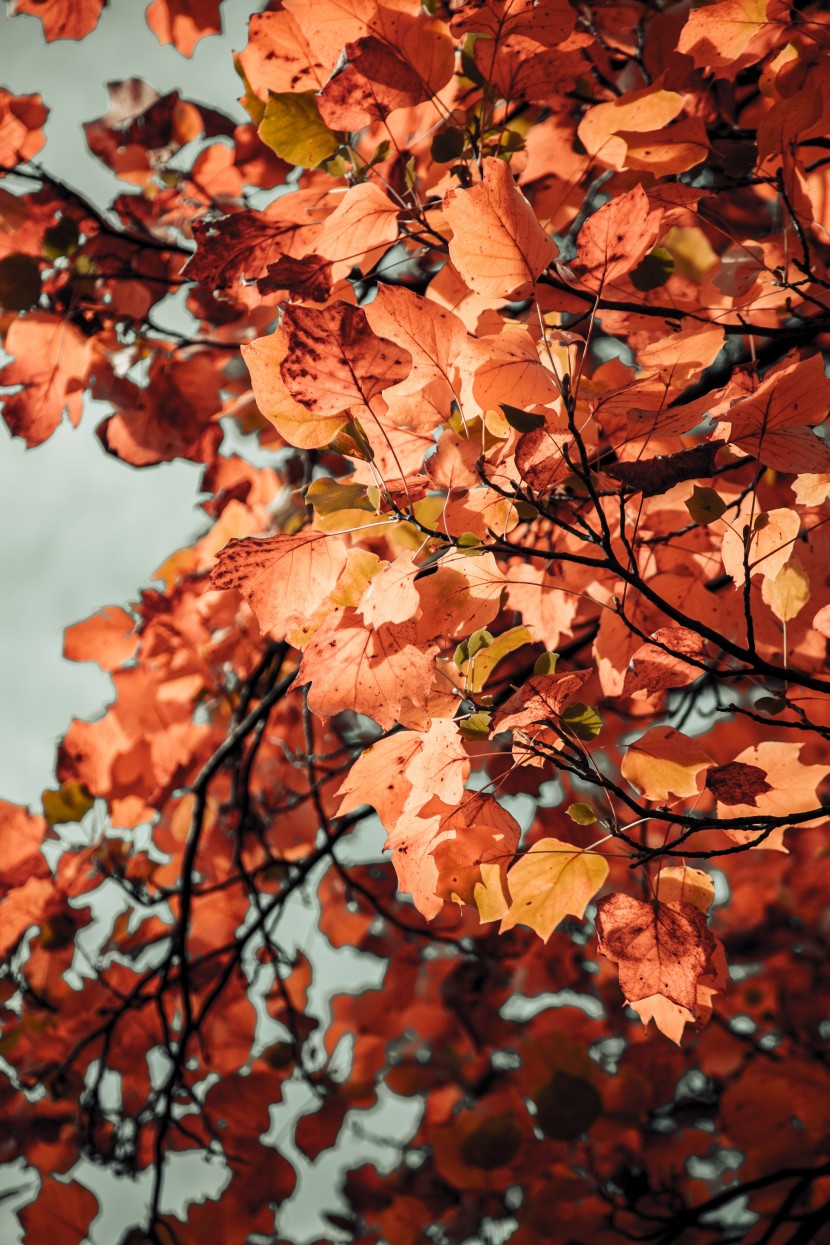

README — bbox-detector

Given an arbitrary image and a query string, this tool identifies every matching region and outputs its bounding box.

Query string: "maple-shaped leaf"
[64,606,138,671]
[0,89,48,169]
[705,762,772,807]
[501,838,609,942]
[0,313,92,446]
[280,302,412,421]
[96,349,225,467]
[494,671,592,734]
[716,742,830,848]
[9,0,105,41]
[0,876,60,958]
[185,212,299,301]
[515,427,573,494]
[622,726,714,801]
[211,532,348,635]
[719,354,830,474]
[416,553,506,638]
[146,0,223,56]
[572,185,663,291]
[596,894,719,1012]
[299,609,438,730]
[444,157,557,299]
[316,182,400,280]
[628,940,729,1044]
[257,254,333,303]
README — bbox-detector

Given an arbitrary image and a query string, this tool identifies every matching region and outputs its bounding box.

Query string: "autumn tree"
[2,0,830,1241]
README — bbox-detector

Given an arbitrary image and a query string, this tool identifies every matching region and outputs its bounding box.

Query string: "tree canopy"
[2,0,830,1242]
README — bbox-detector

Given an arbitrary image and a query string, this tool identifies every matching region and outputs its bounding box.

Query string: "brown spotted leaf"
[596,894,718,1012]
[705,762,772,807]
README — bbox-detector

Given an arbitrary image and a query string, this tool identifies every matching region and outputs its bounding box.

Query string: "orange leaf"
[720,502,800,586]
[444,157,557,299]
[10,0,104,41]
[621,725,714,801]
[596,893,719,1012]
[316,183,401,281]
[238,10,330,99]
[64,606,139,672]
[299,608,438,729]
[0,89,48,168]
[364,284,466,429]
[242,327,345,449]
[146,0,223,57]
[19,1179,98,1245]
[572,185,663,291]
[677,0,787,77]
[211,531,349,634]
[0,313,92,447]
[720,354,830,473]
[716,742,830,849]
[280,302,412,419]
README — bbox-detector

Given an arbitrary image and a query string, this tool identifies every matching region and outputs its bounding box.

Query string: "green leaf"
[457,531,484,549]
[467,628,494,659]
[533,651,559,676]
[468,625,532,694]
[306,478,379,517]
[630,246,675,292]
[501,403,546,433]
[686,485,726,525]
[459,711,492,740]
[561,703,603,740]
[567,802,598,826]
[328,419,374,461]
[258,91,340,168]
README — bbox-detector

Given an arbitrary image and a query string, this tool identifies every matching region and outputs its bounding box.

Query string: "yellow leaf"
[656,865,714,914]
[467,625,531,694]
[473,861,510,923]
[622,725,714,801]
[500,837,609,942]
[761,557,810,622]
[42,781,94,825]
[258,91,339,168]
